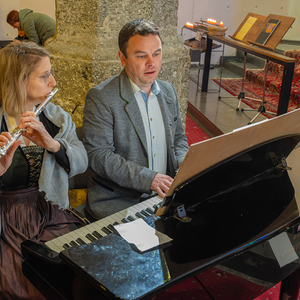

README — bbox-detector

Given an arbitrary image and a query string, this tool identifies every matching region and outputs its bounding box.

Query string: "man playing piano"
[83,19,189,219]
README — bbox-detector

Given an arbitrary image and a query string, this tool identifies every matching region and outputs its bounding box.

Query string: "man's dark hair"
[118,19,162,58]
[7,10,19,25]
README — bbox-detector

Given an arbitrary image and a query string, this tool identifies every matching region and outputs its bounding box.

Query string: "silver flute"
[0,88,59,160]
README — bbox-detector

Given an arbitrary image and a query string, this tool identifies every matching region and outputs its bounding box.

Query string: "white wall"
[178,0,298,64]
[0,0,55,40]
[286,0,300,40]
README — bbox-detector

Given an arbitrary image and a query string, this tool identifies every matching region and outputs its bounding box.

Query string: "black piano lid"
[151,110,300,280]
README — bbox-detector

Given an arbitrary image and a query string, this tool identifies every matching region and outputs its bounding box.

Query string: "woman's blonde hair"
[0,42,49,118]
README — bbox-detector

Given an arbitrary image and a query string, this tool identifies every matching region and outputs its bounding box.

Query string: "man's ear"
[118,51,126,67]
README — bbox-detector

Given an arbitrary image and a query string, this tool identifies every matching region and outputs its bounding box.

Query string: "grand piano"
[21,108,300,300]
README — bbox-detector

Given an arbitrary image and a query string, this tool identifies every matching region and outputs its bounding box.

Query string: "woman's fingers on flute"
[0,132,21,151]
[0,132,11,146]
[22,111,36,118]
[0,140,21,176]
[19,114,38,133]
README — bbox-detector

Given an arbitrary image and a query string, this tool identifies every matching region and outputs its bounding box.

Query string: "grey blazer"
[83,70,188,219]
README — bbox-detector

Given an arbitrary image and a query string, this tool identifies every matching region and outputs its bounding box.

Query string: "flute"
[0,88,59,160]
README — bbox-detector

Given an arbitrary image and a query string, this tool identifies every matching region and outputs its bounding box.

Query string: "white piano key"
[109,212,125,224]
[86,222,104,236]
[79,226,94,238]
[53,235,73,252]
[103,215,118,227]
[45,240,61,253]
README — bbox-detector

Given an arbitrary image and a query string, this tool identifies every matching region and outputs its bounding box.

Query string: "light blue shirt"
[130,79,167,174]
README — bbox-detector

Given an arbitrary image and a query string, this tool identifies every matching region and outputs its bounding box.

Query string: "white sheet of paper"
[114,218,172,252]
[269,232,298,268]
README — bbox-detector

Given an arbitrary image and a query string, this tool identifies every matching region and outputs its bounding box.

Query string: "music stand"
[218,13,295,124]
[236,58,276,124]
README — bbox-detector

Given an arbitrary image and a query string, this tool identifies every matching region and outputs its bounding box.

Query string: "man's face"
[118,34,162,92]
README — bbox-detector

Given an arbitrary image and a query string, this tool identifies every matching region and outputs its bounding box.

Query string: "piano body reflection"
[22,109,300,300]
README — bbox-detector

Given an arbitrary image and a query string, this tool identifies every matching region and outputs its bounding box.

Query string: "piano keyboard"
[45,196,162,253]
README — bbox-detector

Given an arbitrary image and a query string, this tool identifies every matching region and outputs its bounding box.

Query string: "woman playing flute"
[0,42,88,299]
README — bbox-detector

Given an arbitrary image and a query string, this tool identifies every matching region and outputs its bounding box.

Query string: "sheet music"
[115,218,172,252]
[235,16,257,41]
[269,232,298,268]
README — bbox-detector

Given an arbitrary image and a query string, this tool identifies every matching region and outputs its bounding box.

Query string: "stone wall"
[45,0,190,127]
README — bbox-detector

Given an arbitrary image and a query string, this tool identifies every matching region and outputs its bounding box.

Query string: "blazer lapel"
[119,70,148,155]
[156,85,174,148]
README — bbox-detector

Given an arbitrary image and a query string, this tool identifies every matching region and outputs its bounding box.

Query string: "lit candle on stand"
[219,21,224,27]
[207,18,217,25]
[185,22,194,28]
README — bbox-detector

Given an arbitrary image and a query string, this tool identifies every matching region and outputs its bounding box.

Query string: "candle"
[207,18,217,25]
[219,21,224,27]
[186,22,194,28]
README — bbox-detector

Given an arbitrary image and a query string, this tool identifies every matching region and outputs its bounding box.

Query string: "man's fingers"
[160,182,170,192]
[151,174,173,195]
[157,187,166,198]
[164,179,172,188]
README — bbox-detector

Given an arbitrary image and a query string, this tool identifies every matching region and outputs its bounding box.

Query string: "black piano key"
[141,210,151,217]
[92,231,103,239]
[76,238,86,245]
[102,227,112,235]
[121,218,130,223]
[113,222,119,225]
[70,240,79,247]
[146,207,155,214]
[107,224,118,234]
[127,215,136,221]
[63,243,71,250]
[86,233,97,242]
[135,212,145,219]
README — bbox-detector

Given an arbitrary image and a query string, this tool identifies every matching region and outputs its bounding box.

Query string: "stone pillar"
[46,0,190,127]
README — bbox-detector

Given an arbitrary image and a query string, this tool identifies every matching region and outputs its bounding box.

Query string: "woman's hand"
[18,111,61,153]
[0,132,21,176]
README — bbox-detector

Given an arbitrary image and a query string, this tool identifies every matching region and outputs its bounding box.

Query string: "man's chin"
[142,74,157,84]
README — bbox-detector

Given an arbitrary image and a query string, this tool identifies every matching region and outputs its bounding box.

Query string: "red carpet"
[153,115,300,300]
[152,273,284,300]
[185,114,210,145]
[212,77,298,117]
